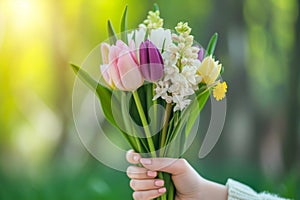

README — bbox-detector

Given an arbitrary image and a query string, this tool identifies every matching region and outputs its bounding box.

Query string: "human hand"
[126,150,228,200]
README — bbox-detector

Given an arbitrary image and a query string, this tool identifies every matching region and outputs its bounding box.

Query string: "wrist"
[201,179,228,200]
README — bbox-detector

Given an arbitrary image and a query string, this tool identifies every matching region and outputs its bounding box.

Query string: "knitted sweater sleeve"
[226,179,290,200]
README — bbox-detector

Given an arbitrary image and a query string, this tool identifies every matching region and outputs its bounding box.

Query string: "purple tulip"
[198,47,205,62]
[139,40,164,82]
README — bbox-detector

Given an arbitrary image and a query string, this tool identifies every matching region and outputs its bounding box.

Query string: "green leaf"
[120,5,128,44]
[153,3,159,11]
[220,65,224,74]
[164,111,176,153]
[161,38,166,53]
[71,63,99,93]
[167,90,210,147]
[185,90,210,136]
[70,63,116,126]
[120,93,140,152]
[107,20,118,45]
[71,63,145,152]
[205,33,218,57]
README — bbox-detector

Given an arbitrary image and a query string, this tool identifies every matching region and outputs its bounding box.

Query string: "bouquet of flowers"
[71,4,227,200]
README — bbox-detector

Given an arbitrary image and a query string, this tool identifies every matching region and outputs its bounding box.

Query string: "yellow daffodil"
[197,55,222,85]
[213,81,227,101]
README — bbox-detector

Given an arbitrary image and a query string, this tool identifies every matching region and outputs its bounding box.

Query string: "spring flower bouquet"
[71,4,227,200]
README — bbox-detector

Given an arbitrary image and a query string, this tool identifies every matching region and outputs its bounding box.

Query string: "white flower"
[197,55,222,85]
[149,28,172,51]
[182,66,201,85]
[128,28,146,50]
[173,95,191,111]
[162,50,179,66]
[152,22,204,111]
[153,81,169,100]
[143,10,163,29]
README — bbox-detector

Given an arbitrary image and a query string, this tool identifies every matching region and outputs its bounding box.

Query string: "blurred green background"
[0,0,299,199]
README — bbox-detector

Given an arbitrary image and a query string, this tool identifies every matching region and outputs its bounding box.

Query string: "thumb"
[140,158,188,176]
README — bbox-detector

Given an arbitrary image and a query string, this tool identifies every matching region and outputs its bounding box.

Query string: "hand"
[126,150,228,200]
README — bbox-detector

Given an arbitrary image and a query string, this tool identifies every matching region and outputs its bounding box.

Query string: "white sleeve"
[226,179,291,200]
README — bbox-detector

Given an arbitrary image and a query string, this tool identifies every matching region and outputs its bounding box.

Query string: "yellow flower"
[213,81,227,101]
[197,55,222,85]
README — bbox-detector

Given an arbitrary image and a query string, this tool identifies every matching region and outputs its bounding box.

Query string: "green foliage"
[107,20,118,45]
[71,64,115,126]
[70,63,139,151]
[185,90,210,136]
[0,160,132,200]
[120,5,128,44]
[153,3,160,12]
[205,32,218,56]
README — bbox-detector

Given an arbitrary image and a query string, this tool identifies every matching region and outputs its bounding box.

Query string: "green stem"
[131,125,142,153]
[121,93,142,152]
[160,103,172,156]
[168,180,175,200]
[158,172,167,200]
[152,84,158,137]
[132,91,156,157]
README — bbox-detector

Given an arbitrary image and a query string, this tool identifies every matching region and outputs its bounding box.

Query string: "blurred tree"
[283,0,300,171]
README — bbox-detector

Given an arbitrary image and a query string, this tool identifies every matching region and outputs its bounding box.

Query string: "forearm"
[200,179,228,200]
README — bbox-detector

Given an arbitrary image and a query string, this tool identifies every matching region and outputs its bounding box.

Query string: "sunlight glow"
[7,0,40,31]
[0,12,4,49]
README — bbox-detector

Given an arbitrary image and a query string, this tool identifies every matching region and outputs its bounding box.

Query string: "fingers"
[126,149,141,164]
[132,188,166,200]
[126,150,189,176]
[140,157,188,176]
[127,166,157,179]
[130,179,164,191]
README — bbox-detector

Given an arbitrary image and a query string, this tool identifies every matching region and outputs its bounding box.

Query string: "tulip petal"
[139,41,151,80]
[197,55,221,85]
[118,50,143,91]
[139,40,164,82]
[135,28,146,49]
[129,40,138,64]
[163,29,172,49]
[109,45,121,65]
[100,43,110,64]
[198,47,205,62]
[147,41,164,81]
[109,45,125,90]
[149,28,164,51]
[100,64,113,87]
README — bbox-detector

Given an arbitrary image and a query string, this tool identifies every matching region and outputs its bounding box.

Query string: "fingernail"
[158,187,166,193]
[133,155,139,162]
[147,171,157,177]
[140,158,152,165]
[155,180,164,187]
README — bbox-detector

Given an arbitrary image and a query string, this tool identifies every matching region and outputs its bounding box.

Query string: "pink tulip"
[100,43,113,87]
[100,40,143,91]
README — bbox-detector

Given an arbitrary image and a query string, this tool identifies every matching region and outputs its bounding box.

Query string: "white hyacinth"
[134,11,204,111]
[153,22,203,111]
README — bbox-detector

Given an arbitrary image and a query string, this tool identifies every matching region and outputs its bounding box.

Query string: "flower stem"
[152,84,157,136]
[160,103,172,156]
[121,93,142,152]
[168,180,175,200]
[158,172,167,200]
[132,91,156,157]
